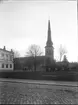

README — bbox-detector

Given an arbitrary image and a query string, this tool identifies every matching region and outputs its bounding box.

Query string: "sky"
[0,0,77,62]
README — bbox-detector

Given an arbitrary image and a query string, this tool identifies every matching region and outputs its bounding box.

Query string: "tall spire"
[45,20,54,61]
[48,20,51,30]
[46,20,53,47]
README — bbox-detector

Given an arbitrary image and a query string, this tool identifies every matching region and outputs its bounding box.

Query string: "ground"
[0,79,78,104]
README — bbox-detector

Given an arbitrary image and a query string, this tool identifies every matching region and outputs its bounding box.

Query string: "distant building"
[0,46,14,70]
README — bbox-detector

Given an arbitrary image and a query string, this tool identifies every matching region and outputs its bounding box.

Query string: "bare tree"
[26,44,43,57]
[26,44,43,71]
[12,50,20,58]
[59,45,67,61]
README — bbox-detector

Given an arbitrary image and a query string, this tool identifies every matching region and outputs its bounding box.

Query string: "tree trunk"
[34,56,36,71]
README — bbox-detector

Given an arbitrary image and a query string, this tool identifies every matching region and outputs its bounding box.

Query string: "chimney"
[3,46,6,50]
[11,49,14,54]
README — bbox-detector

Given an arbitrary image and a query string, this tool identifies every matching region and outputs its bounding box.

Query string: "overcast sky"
[0,0,77,62]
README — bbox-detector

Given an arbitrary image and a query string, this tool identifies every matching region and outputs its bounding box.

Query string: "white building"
[0,46,14,70]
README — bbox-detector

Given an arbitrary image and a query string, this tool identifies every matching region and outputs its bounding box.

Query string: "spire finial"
[48,16,50,21]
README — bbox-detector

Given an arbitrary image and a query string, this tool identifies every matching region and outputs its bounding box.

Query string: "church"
[14,20,55,71]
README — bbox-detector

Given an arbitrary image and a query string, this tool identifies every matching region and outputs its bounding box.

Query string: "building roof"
[14,56,45,64]
[0,47,14,54]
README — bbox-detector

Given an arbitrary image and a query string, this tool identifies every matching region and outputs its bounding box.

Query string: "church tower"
[45,20,54,61]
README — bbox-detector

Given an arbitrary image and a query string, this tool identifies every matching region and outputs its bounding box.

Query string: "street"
[0,78,78,104]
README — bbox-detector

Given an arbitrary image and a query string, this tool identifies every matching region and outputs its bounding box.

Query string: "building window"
[2,64,4,68]
[6,54,8,57]
[47,51,48,54]
[6,54,8,60]
[10,55,12,61]
[6,64,8,68]
[10,64,12,68]
[1,53,4,57]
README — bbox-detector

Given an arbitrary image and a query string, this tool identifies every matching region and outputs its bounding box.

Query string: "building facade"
[45,20,54,63]
[0,46,14,70]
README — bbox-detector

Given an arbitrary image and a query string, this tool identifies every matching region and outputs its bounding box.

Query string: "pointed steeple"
[48,20,51,32]
[45,20,54,61]
[46,20,53,47]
